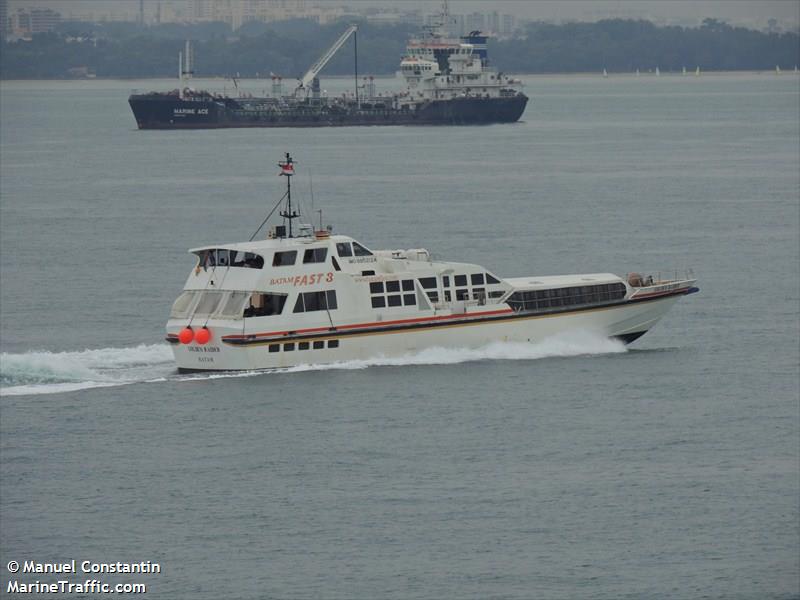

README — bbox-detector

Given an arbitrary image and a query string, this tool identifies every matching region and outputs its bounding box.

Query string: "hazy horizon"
[7,0,800,31]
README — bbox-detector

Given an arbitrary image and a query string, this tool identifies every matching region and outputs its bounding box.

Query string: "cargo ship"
[129,11,528,129]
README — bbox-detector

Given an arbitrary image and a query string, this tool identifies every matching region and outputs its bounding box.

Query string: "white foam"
[0,331,627,396]
[0,343,174,396]
[282,330,627,373]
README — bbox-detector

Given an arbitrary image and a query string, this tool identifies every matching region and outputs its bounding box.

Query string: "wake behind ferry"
[166,154,698,372]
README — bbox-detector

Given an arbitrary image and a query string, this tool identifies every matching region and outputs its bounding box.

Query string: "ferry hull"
[170,294,683,373]
[129,94,528,130]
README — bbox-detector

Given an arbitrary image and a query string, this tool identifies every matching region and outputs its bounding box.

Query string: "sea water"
[1,73,798,598]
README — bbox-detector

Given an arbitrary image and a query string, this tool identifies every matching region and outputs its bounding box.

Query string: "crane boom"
[297,24,357,93]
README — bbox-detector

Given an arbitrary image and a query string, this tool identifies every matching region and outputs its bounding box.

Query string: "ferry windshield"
[352,242,373,256]
[194,249,264,269]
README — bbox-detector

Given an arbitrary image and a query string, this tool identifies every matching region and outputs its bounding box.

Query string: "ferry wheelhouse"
[166,154,697,372]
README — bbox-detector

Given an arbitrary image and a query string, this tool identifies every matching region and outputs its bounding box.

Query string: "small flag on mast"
[278,153,294,176]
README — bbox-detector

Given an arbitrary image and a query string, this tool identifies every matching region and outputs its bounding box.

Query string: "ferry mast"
[278,153,298,238]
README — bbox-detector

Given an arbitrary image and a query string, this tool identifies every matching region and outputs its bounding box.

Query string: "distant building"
[448,13,465,36]
[9,7,60,37]
[10,8,29,34]
[191,0,234,25]
[404,10,424,28]
[465,12,485,33]
[0,0,8,39]
[187,0,343,29]
[488,11,500,34]
[501,14,515,36]
[30,8,61,33]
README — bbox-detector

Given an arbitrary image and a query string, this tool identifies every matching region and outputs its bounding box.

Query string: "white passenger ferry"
[166,154,698,372]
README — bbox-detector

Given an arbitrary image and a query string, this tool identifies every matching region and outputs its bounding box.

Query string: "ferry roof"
[188,234,357,255]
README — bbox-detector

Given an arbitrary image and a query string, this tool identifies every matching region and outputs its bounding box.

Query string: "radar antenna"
[422,0,450,39]
[278,153,298,237]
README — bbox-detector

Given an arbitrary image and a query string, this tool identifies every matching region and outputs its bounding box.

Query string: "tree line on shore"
[1,17,797,79]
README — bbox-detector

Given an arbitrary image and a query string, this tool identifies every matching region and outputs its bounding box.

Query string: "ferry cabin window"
[402,279,414,291]
[456,289,469,301]
[170,291,197,317]
[284,343,295,352]
[244,293,287,317]
[386,280,400,293]
[427,291,439,303]
[303,248,328,264]
[230,251,264,269]
[371,296,386,308]
[444,290,452,302]
[486,273,500,284]
[202,250,216,267]
[293,290,338,313]
[388,295,402,307]
[198,249,263,270]
[370,282,384,294]
[328,340,339,348]
[331,256,341,271]
[403,293,416,306]
[324,290,339,310]
[219,291,250,318]
[195,292,223,315]
[352,242,373,256]
[313,341,325,349]
[419,277,437,289]
[273,250,297,267]
[269,344,280,353]
[336,242,353,257]
[454,274,467,287]
[442,276,450,287]
[299,342,310,350]
[506,283,626,312]
[471,273,484,285]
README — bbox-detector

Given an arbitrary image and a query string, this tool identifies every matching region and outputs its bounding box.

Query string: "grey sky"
[9,0,800,30]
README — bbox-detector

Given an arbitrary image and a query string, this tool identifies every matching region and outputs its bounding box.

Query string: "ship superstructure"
[166,154,698,372]
[397,6,523,108]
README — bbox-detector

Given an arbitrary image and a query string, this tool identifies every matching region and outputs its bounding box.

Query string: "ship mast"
[278,153,298,238]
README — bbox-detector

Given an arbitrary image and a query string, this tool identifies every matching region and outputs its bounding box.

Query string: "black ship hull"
[128,93,528,129]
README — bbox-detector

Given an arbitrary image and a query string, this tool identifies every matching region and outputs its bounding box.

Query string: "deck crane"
[295,24,358,100]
